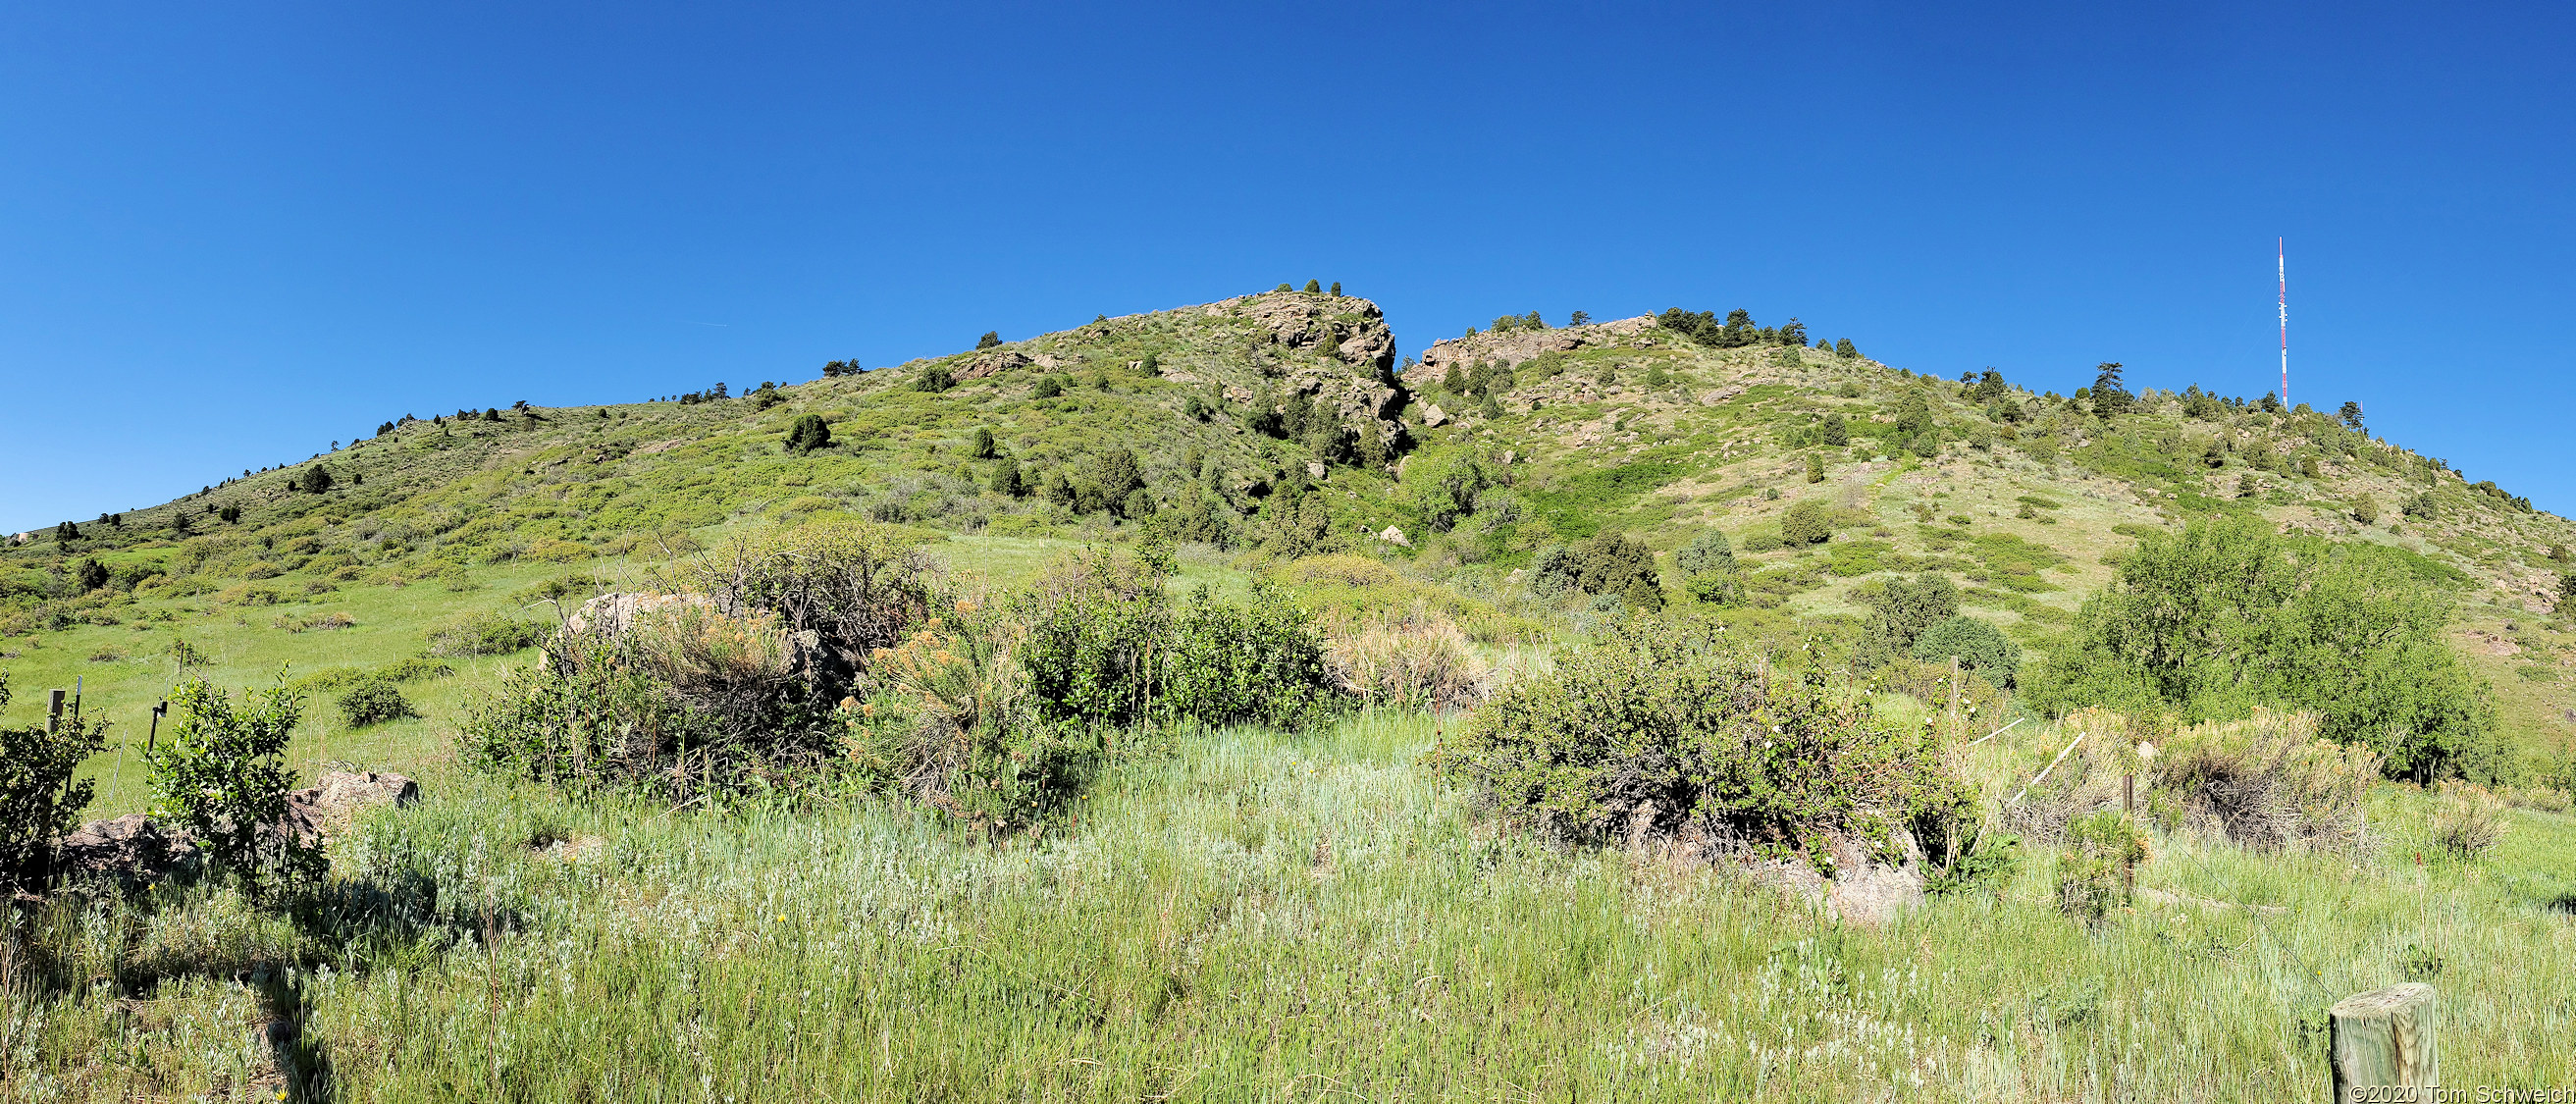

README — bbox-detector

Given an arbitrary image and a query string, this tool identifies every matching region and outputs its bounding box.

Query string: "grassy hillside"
[7,289,2576,1098]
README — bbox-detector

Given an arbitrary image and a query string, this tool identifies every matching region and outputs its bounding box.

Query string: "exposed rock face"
[1417,315,1656,379]
[1211,291,1408,430]
[955,350,1033,381]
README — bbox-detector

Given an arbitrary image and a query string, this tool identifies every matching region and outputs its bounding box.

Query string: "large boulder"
[52,814,197,885]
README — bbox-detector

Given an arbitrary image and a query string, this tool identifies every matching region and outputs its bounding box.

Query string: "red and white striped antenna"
[2278,237,2288,409]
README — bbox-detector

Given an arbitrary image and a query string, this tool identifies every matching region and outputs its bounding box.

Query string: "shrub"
[1924,830,2020,897]
[2428,782,2508,861]
[1779,499,1831,545]
[427,612,552,657]
[914,365,956,393]
[1911,615,2022,686]
[2055,811,2146,925]
[0,671,110,896]
[1429,618,1974,869]
[2029,516,2505,783]
[839,605,1099,833]
[469,523,944,800]
[1858,573,1959,667]
[1031,376,1065,399]
[1162,583,1341,728]
[1676,531,1734,576]
[1804,453,1826,484]
[1013,551,1171,729]
[2154,710,2376,853]
[1325,612,1487,711]
[337,676,417,727]
[148,677,321,894]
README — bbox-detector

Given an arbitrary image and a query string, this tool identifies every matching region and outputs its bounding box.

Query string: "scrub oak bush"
[0,671,109,896]
[336,676,417,727]
[1429,617,1975,871]
[1013,549,1344,731]
[147,676,322,894]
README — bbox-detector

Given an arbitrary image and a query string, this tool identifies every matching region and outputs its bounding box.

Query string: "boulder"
[955,350,1032,380]
[566,591,716,637]
[52,814,197,884]
[1421,404,1449,429]
[1379,526,1411,548]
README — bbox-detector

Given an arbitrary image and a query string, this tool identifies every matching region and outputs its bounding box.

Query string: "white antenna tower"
[2278,238,2288,409]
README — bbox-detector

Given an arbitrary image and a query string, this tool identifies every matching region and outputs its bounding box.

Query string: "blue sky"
[4,2,2569,531]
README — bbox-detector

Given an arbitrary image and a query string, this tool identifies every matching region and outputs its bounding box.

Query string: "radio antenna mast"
[2278,238,2288,410]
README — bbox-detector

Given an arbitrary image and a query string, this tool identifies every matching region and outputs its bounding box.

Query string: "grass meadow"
[9,710,2573,1101]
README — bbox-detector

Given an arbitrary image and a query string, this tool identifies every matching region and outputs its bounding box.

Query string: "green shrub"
[2030,516,2505,783]
[1429,618,1974,870]
[1924,830,2020,897]
[0,671,109,896]
[1911,615,2021,687]
[337,676,417,727]
[1161,582,1341,729]
[427,612,552,657]
[148,677,321,894]
[1014,551,1171,729]
[1780,499,1831,545]
[785,413,833,453]
[2054,811,2146,925]
[1857,573,1959,668]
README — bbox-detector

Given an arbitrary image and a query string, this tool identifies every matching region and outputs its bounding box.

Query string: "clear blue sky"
[5,2,2569,531]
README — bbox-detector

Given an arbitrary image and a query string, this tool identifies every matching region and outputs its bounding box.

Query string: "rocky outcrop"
[954,350,1033,381]
[49,770,421,889]
[1417,315,1657,378]
[566,591,716,637]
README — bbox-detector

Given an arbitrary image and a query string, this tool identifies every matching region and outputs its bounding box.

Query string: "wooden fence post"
[46,689,66,734]
[2331,983,2437,1099]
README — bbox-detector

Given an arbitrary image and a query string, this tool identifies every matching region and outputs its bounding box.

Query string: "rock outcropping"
[48,769,422,889]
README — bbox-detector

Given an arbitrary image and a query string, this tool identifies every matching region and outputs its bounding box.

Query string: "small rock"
[1380,526,1411,548]
[1306,461,1328,479]
[1422,404,1449,428]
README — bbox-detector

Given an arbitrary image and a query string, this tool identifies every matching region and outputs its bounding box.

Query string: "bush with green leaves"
[1677,530,1742,605]
[147,676,322,894]
[0,672,110,896]
[1910,615,2021,687]
[2029,516,2505,783]
[1013,551,1171,729]
[337,676,417,727]
[1160,582,1340,730]
[1429,618,1974,870]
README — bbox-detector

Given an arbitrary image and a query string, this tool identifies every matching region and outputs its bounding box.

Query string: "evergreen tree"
[1329,282,1342,296]
[1085,447,1146,517]
[1569,310,1590,326]
[1834,338,1859,359]
[297,465,335,494]
[53,521,79,543]
[1819,412,1849,447]
[1031,376,1065,399]
[1478,393,1503,420]
[970,427,997,459]
[1805,452,1826,483]
[1303,280,1322,293]
[2090,362,2130,418]
[1973,368,2008,404]
[976,331,1003,349]
[483,407,500,422]
[2339,400,2365,430]
[785,414,833,453]
[990,461,1025,498]
[76,558,110,592]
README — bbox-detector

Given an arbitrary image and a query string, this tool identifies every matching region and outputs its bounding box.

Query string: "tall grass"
[7,710,2574,1100]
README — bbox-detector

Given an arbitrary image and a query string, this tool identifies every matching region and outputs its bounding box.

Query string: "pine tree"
[1805,453,1826,483]
[1834,338,1859,359]
[1819,413,1849,447]
[976,332,1002,349]
[297,465,335,494]
[1569,311,1590,326]
[990,461,1025,498]
[53,521,79,543]
[1303,280,1321,293]
[785,414,833,453]
[2338,400,2364,430]
[77,558,109,592]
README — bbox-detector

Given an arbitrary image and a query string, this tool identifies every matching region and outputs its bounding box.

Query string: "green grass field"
[10,710,2573,1100]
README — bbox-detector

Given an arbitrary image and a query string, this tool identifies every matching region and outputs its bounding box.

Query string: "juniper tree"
[970,427,997,459]
[298,465,335,494]
[1835,338,1859,359]
[1329,282,1341,296]
[1303,280,1321,293]
[785,414,833,453]
[976,331,1002,349]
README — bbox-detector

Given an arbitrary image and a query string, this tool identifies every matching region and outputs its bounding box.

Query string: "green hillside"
[7,288,2576,1099]
[9,288,2573,793]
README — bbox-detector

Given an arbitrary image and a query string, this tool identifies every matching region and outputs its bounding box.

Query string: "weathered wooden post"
[2331,983,2437,1099]
[45,688,66,733]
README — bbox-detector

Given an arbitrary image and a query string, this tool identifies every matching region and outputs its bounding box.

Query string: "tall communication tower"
[2278,238,2288,409]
